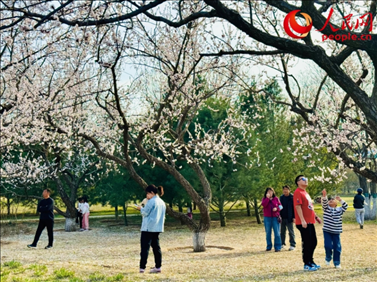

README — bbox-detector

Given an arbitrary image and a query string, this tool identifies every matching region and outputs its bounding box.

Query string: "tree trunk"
[65,217,77,232]
[122,202,128,226]
[359,175,371,219]
[193,202,197,210]
[180,204,185,225]
[371,195,377,220]
[115,206,119,220]
[246,199,251,216]
[192,231,206,252]
[220,210,226,227]
[254,198,261,224]
[367,182,376,220]
[7,195,11,216]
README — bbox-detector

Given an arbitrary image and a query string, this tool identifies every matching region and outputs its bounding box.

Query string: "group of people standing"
[262,174,366,271]
[27,176,367,274]
[76,196,90,231]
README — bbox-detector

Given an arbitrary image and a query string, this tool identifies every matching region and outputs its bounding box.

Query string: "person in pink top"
[261,187,282,252]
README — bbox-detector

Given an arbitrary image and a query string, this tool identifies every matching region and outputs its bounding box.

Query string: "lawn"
[1,207,376,282]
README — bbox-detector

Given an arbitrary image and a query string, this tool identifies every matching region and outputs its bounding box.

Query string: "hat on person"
[357,188,363,193]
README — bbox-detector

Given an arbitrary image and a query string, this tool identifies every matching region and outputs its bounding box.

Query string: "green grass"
[107,274,124,281]
[2,261,22,269]
[53,268,75,279]
[88,272,106,281]
[28,265,47,277]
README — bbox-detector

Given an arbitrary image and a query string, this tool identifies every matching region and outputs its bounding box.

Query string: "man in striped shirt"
[321,189,348,269]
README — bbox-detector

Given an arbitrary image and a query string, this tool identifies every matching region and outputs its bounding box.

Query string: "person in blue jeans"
[321,189,348,268]
[261,187,282,252]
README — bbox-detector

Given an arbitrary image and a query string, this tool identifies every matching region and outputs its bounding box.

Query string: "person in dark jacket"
[353,188,366,229]
[280,185,296,251]
[27,189,54,249]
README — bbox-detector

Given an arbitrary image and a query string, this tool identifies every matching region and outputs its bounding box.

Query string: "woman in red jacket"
[261,187,282,252]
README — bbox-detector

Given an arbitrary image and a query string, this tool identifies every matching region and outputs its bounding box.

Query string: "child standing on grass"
[321,189,348,268]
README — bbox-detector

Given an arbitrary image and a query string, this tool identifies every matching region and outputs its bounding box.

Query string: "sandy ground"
[1,220,376,281]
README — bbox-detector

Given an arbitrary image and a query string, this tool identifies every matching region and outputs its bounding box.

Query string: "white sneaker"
[325,260,330,266]
[289,246,295,251]
[150,267,161,273]
[335,264,341,269]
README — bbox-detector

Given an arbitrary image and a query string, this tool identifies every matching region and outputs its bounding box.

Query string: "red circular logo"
[284,10,313,39]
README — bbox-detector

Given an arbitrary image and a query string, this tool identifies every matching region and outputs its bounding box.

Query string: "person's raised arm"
[140,200,154,217]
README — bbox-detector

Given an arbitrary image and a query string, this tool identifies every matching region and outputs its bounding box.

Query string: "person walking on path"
[294,175,322,271]
[136,185,166,274]
[261,187,282,252]
[27,189,54,249]
[353,188,366,229]
[280,185,296,251]
[321,189,348,268]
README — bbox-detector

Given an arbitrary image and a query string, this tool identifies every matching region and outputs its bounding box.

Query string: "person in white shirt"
[80,197,90,231]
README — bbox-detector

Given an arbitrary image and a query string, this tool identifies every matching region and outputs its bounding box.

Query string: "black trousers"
[140,231,161,269]
[32,219,54,247]
[281,218,296,247]
[296,224,317,265]
[76,211,83,228]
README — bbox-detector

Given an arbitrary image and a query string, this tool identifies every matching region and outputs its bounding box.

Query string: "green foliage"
[53,268,75,279]
[235,83,343,204]
[88,272,106,281]
[2,261,22,269]
[106,274,124,281]
[0,268,10,281]
[69,278,85,282]
[28,264,47,277]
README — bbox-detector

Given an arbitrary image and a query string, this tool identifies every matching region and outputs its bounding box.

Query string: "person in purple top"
[261,187,282,252]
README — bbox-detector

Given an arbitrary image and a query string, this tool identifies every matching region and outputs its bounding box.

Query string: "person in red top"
[294,175,322,271]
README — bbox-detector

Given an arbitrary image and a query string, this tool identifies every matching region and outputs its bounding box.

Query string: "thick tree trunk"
[122,202,128,226]
[364,182,376,220]
[192,231,207,252]
[371,195,377,220]
[65,217,77,232]
[254,198,261,224]
[359,175,372,219]
[369,182,377,220]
